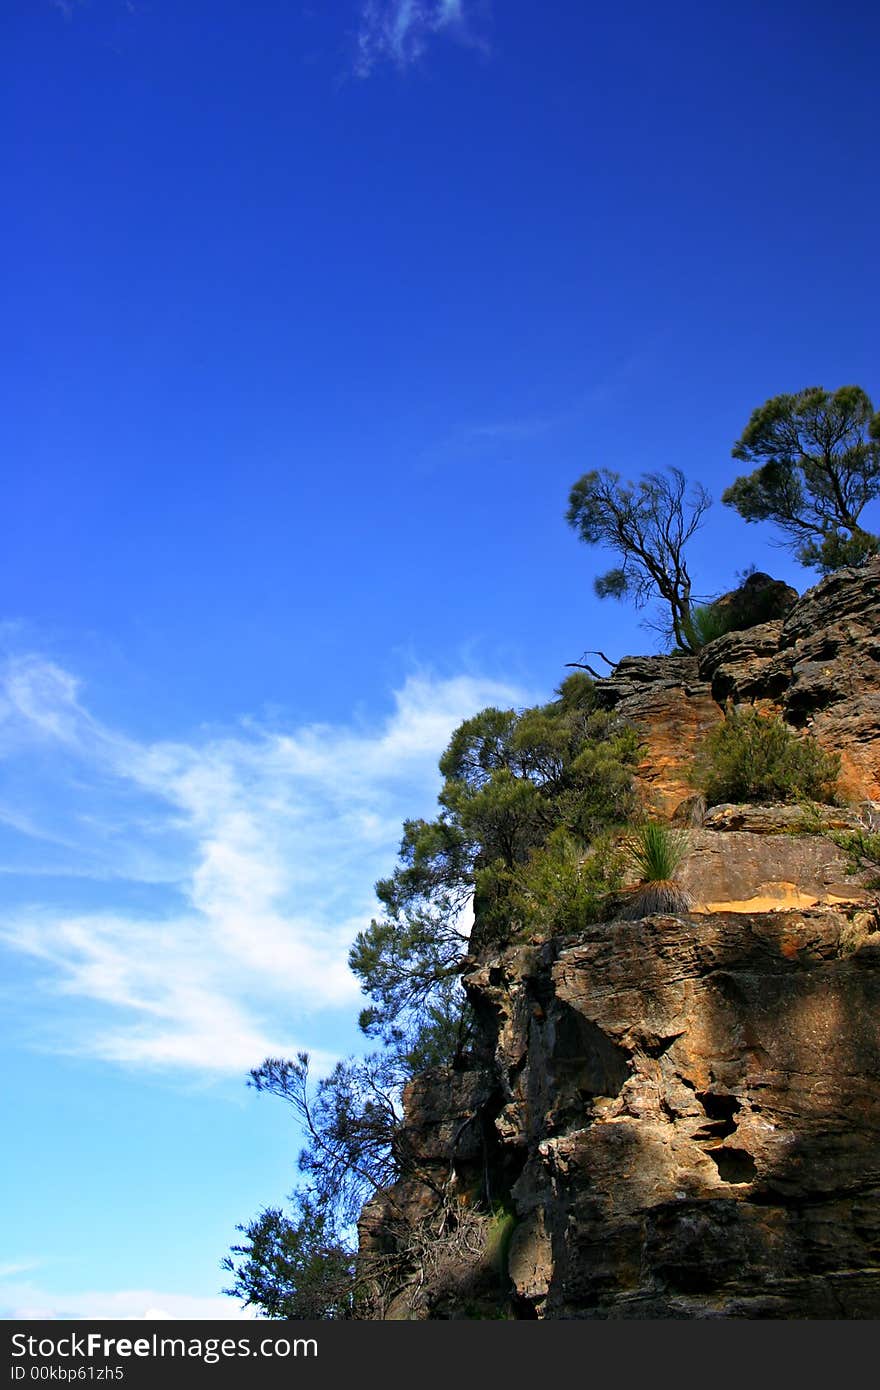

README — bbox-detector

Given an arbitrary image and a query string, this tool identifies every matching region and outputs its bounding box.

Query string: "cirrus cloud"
[354,0,489,77]
[0,654,523,1073]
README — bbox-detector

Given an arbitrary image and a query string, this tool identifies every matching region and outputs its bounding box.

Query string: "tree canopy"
[350,671,640,1050]
[566,467,711,651]
[723,385,880,572]
[222,1197,356,1320]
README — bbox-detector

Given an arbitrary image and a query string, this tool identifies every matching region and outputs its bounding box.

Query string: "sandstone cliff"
[359,559,880,1319]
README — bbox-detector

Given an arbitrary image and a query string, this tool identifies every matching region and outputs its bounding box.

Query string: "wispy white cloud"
[355,0,487,77]
[413,352,667,477]
[0,1278,253,1320]
[0,654,522,1073]
[0,1259,44,1280]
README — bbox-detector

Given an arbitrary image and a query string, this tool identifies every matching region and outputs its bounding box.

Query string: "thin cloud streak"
[0,1259,44,1280]
[414,347,668,477]
[0,655,523,1073]
[355,0,487,77]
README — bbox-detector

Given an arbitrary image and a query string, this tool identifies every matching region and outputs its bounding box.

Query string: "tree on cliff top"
[566,466,711,652]
[723,385,880,573]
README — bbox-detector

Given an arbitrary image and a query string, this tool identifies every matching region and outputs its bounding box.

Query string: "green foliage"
[624,821,688,882]
[794,798,826,835]
[485,1204,518,1276]
[691,705,841,807]
[804,527,879,571]
[566,467,711,651]
[350,911,469,1061]
[501,828,624,937]
[681,601,735,649]
[249,1052,403,1227]
[222,1197,356,1320]
[616,821,693,918]
[228,1008,472,1314]
[830,828,880,888]
[351,672,640,1042]
[724,385,880,573]
[593,566,629,600]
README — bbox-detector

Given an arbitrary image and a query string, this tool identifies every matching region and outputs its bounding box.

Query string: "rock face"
[711,570,798,632]
[591,654,721,817]
[362,898,880,1319]
[358,562,880,1319]
[698,558,880,802]
[679,824,871,915]
[490,909,880,1318]
[594,557,880,811]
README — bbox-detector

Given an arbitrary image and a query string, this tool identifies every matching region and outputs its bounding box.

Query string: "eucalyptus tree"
[723,385,880,572]
[566,466,711,651]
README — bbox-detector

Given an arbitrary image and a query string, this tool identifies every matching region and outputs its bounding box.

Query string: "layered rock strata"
[358,561,880,1318]
[593,556,880,812]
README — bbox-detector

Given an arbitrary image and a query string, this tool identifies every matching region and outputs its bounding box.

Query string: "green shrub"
[691,706,840,806]
[617,822,693,918]
[682,602,734,650]
[624,821,688,880]
[504,828,623,936]
[830,828,880,887]
[794,798,826,834]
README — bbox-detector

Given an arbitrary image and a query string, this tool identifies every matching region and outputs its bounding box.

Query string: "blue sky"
[1,0,878,1318]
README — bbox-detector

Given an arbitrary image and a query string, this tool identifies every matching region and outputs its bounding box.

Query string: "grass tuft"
[616,822,693,919]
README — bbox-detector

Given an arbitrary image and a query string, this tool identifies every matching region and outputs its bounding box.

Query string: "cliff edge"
[358,559,880,1318]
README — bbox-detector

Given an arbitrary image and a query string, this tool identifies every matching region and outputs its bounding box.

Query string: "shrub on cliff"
[616,821,693,918]
[502,828,624,936]
[830,827,880,887]
[350,672,641,1048]
[681,601,735,650]
[229,673,643,1316]
[691,706,840,806]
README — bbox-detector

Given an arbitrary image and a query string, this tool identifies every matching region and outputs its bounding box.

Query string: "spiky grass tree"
[617,822,693,919]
